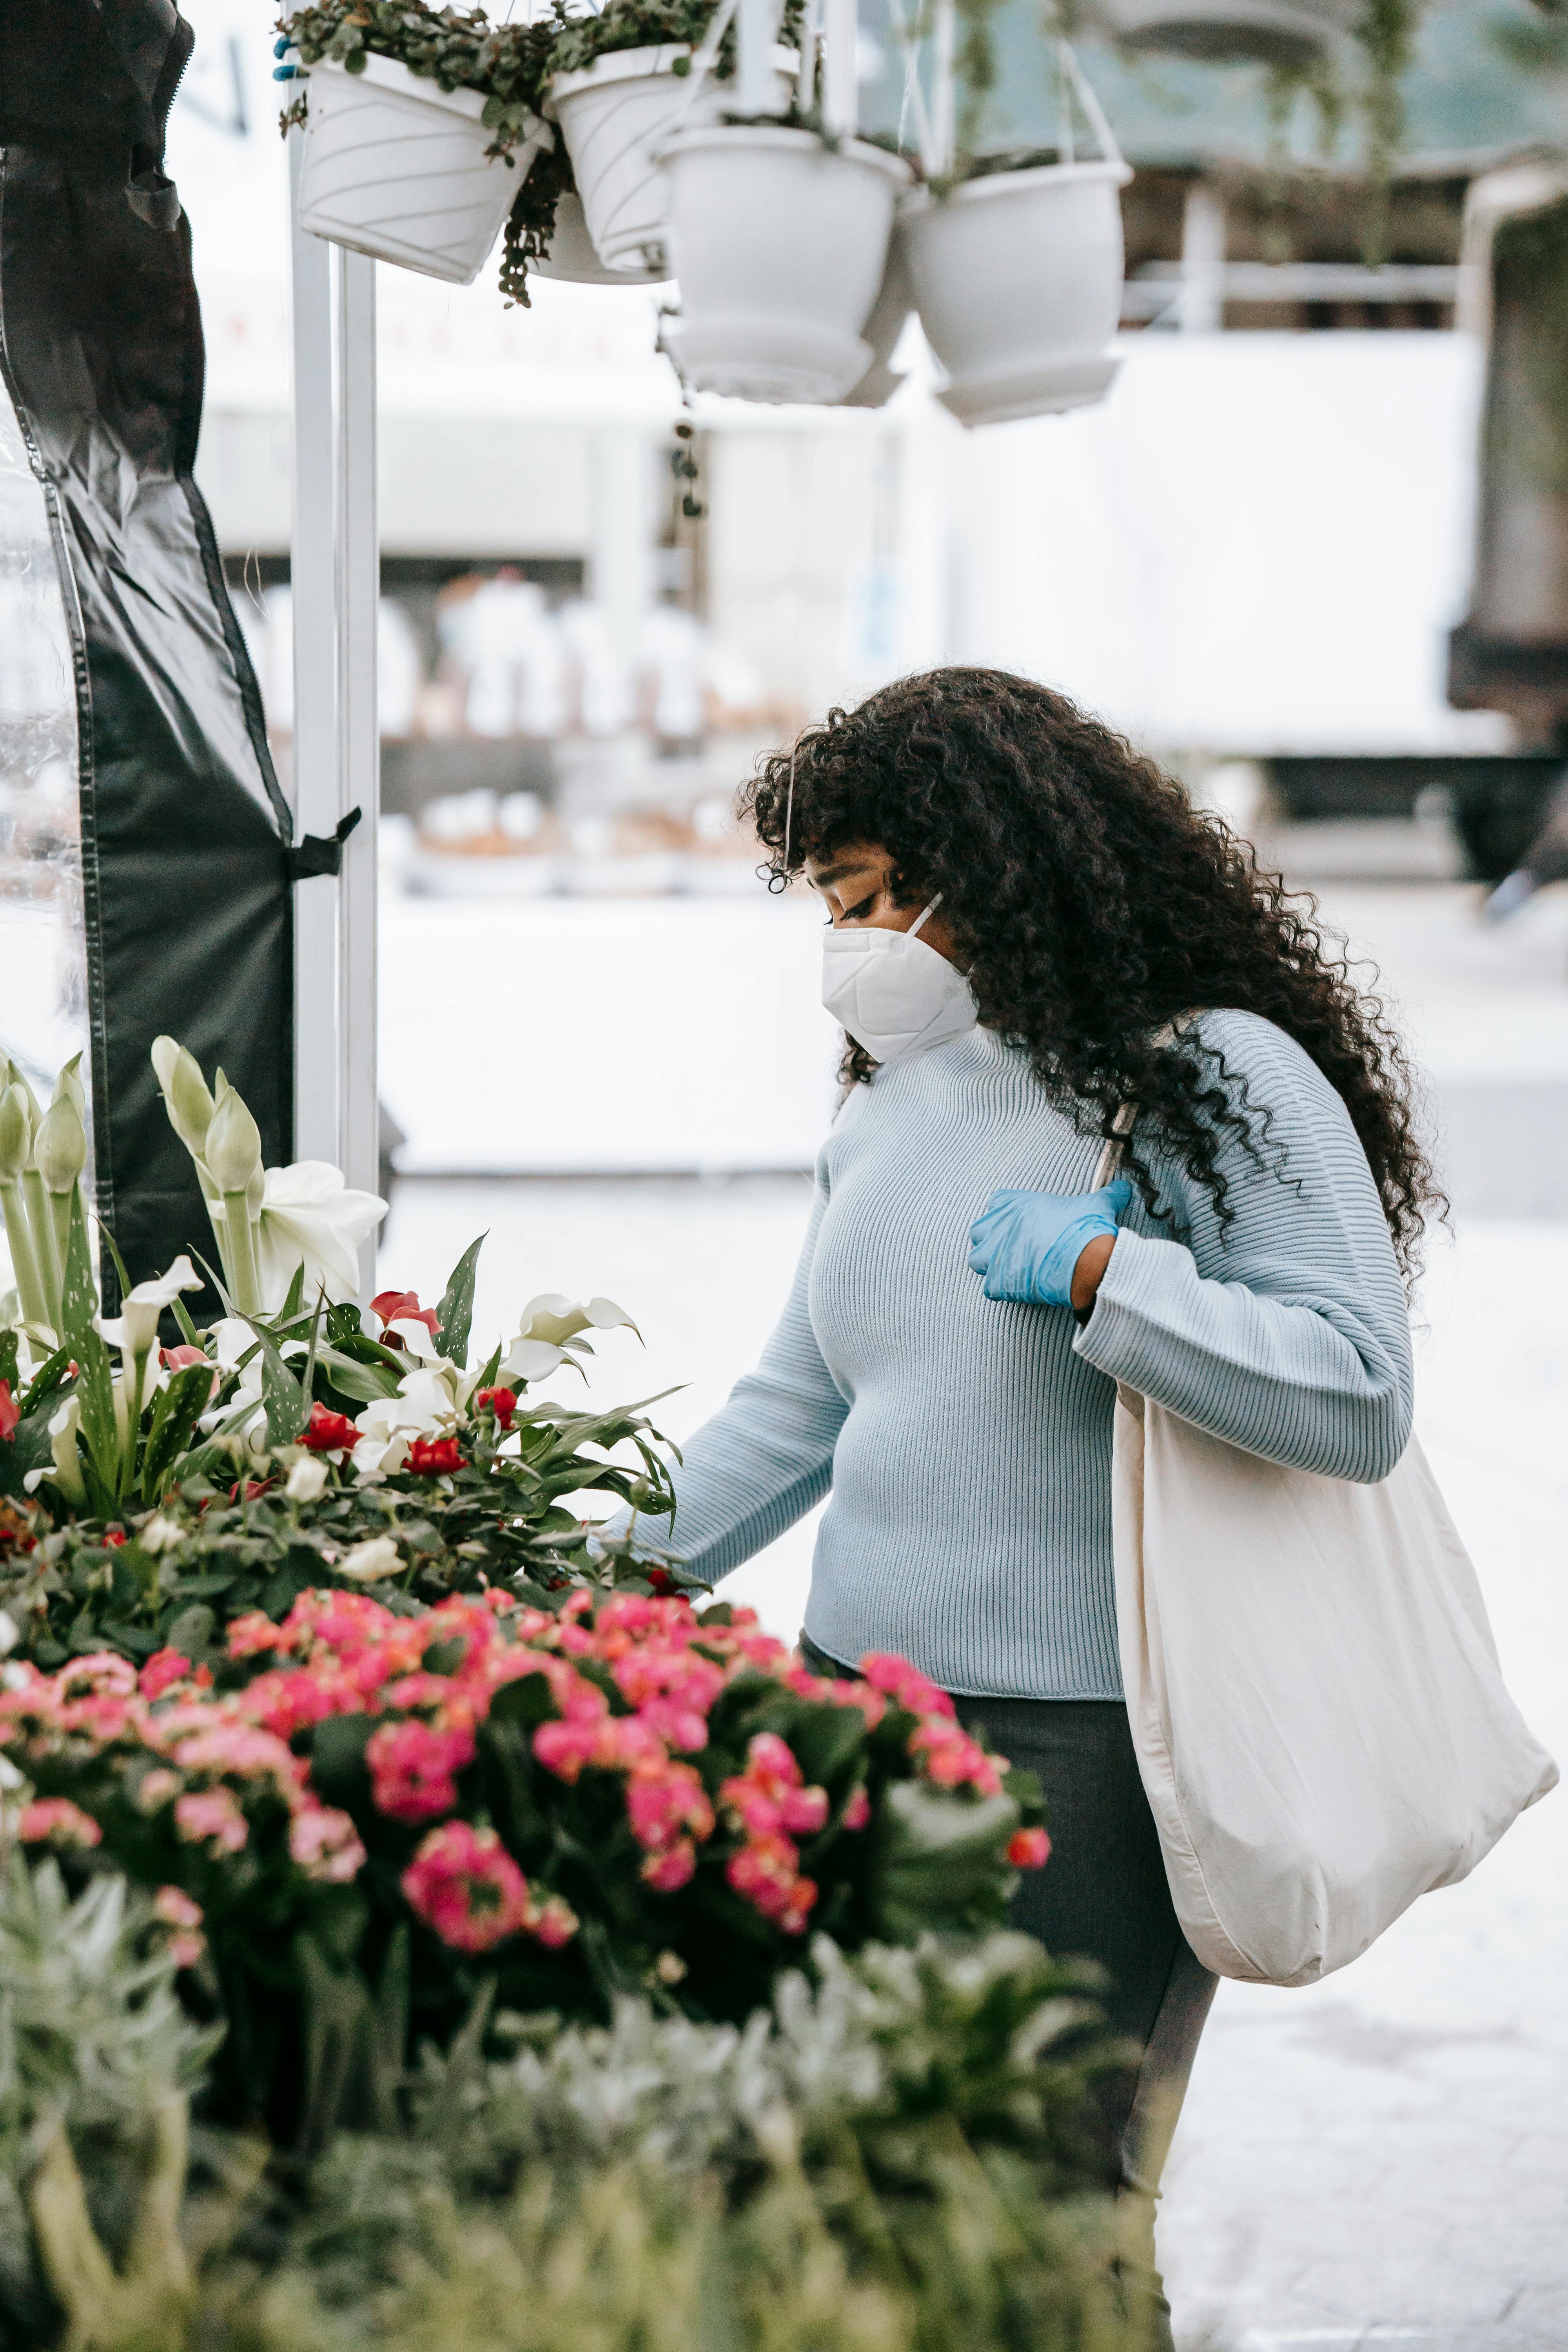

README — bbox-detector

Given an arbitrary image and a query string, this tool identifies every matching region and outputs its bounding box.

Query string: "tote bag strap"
[1091,1014,1201,1189]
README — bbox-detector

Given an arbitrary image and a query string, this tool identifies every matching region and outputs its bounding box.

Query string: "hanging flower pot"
[1093,0,1352,68]
[898,154,1130,427]
[548,42,798,276]
[658,127,912,405]
[529,191,670,284]
[294,53,549,285]
[842,237,916,410]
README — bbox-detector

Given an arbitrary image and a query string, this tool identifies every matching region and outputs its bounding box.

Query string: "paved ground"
[379,871,1568,2350]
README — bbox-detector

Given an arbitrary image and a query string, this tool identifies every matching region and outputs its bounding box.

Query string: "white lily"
[255,1161,387,1310]
[24,1397,85,1507]
[286,1455,328,1503]
[98,1255,203,1362]
[503,1293,637,1385]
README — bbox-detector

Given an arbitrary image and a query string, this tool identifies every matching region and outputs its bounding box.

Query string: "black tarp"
[0,0,293,1303]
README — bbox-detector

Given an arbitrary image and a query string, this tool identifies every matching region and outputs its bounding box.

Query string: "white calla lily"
[255,1161,387,1309]
[25,1397,85,1506]
[503,1293,638,1385]
[97,1255,203,1361]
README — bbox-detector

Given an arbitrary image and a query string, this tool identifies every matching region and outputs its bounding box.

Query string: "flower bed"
[3,1579,1044,2136]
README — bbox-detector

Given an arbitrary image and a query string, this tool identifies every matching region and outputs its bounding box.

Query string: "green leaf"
[0,1329,18,1392]
[237,1314,309,1449]
[281,1261,306,1323]
[142,1362,218,1499]
[59,1185,100,1350]
[435,1232,486,1370]
[97,1219,132,1311]
[314,1347,399,1404]
[171,1296,203,1352]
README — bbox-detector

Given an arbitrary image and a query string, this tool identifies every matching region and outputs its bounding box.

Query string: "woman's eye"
[842,893,878,923]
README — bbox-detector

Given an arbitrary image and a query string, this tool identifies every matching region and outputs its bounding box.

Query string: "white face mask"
[820,900,978,1066]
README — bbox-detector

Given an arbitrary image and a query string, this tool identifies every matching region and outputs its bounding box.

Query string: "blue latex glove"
[967,1179,1132,1307]
[274,34,299,79]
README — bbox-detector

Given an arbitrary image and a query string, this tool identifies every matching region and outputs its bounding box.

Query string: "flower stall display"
[280,2,557,285]
[0,1582,1045,2134]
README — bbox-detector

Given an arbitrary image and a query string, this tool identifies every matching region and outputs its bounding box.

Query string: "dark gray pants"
[801,1640,1217,2350]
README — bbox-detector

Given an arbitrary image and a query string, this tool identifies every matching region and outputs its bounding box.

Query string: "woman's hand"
[967,1180,1132,1310]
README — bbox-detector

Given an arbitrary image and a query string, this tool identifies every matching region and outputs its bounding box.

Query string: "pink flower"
[0,1380,18,1442]
[909,1721,1004,1798]
[858,1652,956,1721]
[624,1759,715,1855]
[612,1643,724,1753]
[56,1653,138,1701]
[370,1289,441,1339]
[174,1786,248,1853]
[726,1834,816,1934]
[719,1733,829,1842]
[139,1649,196,1701]
[153,1884,205,1968]
[401,1820,532,1954]
[641,1839,696,1892]
[135,1768,181,1813]
[17,1797,101,1849]
[841,1785,871,1832]
[366,1718,474,1823]
[290,1803,367,1883]
[527,1892,579,1947]
[227,1612,284,1661]
[1007,1826,1051,1869]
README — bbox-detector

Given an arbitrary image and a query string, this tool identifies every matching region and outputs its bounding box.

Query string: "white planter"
[530,191,669,285]
[898,160,1131,428]
[659,129,911,406]
[1093,0,1352,67]
[549,43,796,276]
[296,53,547,285]
[842,238,915,409]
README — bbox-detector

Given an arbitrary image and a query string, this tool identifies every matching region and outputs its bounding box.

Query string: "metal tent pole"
[288,144,380,1291]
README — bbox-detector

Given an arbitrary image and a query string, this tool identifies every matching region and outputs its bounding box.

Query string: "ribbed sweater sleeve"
[1073,1009,1414,1483]
[623,1180,849,1584]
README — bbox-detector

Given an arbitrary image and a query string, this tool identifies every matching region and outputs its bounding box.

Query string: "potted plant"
[895,36,1131,427]
[280,1,555,286]
[655,0,912,404]
[544,0,802,277]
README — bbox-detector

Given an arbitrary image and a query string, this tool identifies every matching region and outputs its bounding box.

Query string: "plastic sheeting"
[0,0,293,1303]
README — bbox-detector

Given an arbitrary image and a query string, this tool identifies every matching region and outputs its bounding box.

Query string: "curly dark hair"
[740,668,1441,1280]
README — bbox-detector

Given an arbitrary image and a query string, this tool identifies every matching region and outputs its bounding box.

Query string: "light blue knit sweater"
[631,1010,1414,1701]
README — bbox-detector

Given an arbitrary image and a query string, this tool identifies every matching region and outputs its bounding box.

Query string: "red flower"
[300,1402,359,1455]
[102,1528,127,1548]
[367,1716,475,1822]
[475,1386,517,1428]
[406,1435,463,1476]
[371,1290,441,1345]
[1006,1826,1051,1870]
[17,1797,101,1850]
[227,1479,274,1503]
[0,1381,17,1443]
[646,1567,677,1596]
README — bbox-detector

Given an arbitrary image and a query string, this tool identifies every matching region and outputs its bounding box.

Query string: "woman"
[627,668,1436,2343]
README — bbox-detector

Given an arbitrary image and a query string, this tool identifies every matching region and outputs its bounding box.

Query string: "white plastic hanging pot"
[658,128,911,405]
[549,42,797,276]
[1092,0,1352,67]
[898,157,1130,426]
[530,191,670,284]
[295,53,548,285]
[841,236,915,409]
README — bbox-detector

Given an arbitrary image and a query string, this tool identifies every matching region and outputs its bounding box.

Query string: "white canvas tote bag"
[1094,1132,1558,1988]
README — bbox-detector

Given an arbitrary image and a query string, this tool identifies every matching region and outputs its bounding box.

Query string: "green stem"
[223,1192,261,1317]
[46,1189,72,1322]
[23,1169,61,1336]
[0,1177,49,1332]
[206,1196,239,1301]
[124,1345,154,1498]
